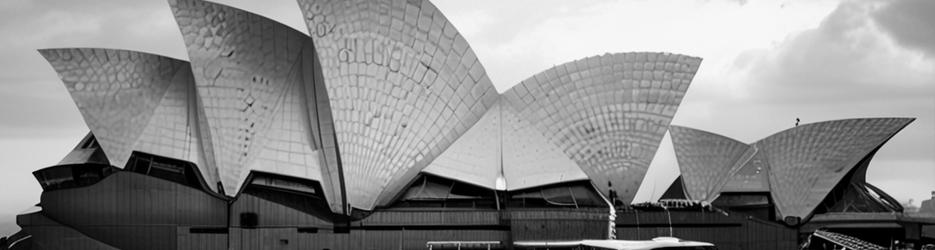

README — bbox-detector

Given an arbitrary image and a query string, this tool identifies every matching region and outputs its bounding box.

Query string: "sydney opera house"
[3,0,933,249]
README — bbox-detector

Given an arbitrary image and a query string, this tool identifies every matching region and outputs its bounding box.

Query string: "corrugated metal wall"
[176,227,227,250]
[509,208,608,241]
[26,171,804,250]
[231,194,331,228]
[358,210,502,226]
[16,212,119,250]
[38,172,228,250]
[616,210,797,250]
[226,228,508,250]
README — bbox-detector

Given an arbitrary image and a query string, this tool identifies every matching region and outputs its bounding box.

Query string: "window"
[507,181,605,209]
[241,172,331,218]
[124,151,208,191]
[33,164,116,191]
[392,174,498,209]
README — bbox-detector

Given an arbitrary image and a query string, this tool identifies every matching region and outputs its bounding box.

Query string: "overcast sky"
[0,0,933,234]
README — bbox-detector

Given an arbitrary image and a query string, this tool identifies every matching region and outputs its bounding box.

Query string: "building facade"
[666,119,935,247]
[4,0,930,249]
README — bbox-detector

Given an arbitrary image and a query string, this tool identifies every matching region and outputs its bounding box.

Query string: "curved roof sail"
[423,98,590,191]
[500,98,589,190]
[721,145,770,193]
[297,0,500,209]
[170,0,345,213]
[759,118,913,220]
[669,125,750,202]
[502,52,702,203]
[39,48,220,190]
[422,98,504,190]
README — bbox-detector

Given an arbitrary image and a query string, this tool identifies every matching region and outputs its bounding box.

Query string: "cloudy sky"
[0,0,933,235]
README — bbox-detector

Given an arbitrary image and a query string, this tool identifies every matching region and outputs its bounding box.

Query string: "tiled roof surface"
[503,53,701,203]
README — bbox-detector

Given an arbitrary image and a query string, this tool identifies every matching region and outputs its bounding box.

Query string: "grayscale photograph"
[0,0,933,249]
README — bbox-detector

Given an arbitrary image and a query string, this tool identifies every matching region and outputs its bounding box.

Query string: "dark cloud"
[874,0,935,58]
[715,0,935,202]
[734,0,935,104]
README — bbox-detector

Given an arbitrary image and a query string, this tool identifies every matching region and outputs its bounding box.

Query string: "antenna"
[663,204,674,237]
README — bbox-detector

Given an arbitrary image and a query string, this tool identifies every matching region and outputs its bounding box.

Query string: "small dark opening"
[240,212,258,228]
[189,227,228,234]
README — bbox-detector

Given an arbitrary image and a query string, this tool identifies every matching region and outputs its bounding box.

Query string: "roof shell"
[669,125,750,202]
[670,118,913,220]
[170,0,345,212]
[40,48,220,190]
[759,118,913,220]
[297,0,500,209]
[502,52,702,203]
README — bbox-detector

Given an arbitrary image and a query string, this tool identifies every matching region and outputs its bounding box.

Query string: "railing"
[426,241,501,250]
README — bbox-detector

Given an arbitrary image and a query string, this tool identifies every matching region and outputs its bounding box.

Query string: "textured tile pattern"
[132,68,200,165]
[172,0,302,194]
[132,66,222,188]
[669,125,750,202]
[422,98,502,189]
[246,71,323,185]
[423,98,589,191]
[500,99,588,190]
[171,0,344,212]
[503,52,701,203]
[759,118,913,220]
[721,146,771,192]
[40,48,219,188]
[41,48,178,167]
[298,0,499,209]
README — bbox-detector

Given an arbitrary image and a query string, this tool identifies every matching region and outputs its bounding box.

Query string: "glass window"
[33,164,115,191]
[393,175,498,209]
[124,151,208,191]
[508,181,605,208]
[251,175,318,195]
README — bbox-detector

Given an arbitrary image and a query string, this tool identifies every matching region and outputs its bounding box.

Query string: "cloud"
[733,0,935,104]
[0,0,308,133]
[873,0,935,58]
[711,0,935,202]
[0,1,177,140]
[867,159,935,203]
[436,0,839,91]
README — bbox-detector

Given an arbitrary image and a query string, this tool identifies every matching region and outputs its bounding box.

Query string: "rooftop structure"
[6,0,930,249]
[669,118,912,224]
[38,0,702,214]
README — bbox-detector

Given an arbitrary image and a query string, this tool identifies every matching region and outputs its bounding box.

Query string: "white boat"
[514,237,716,250]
